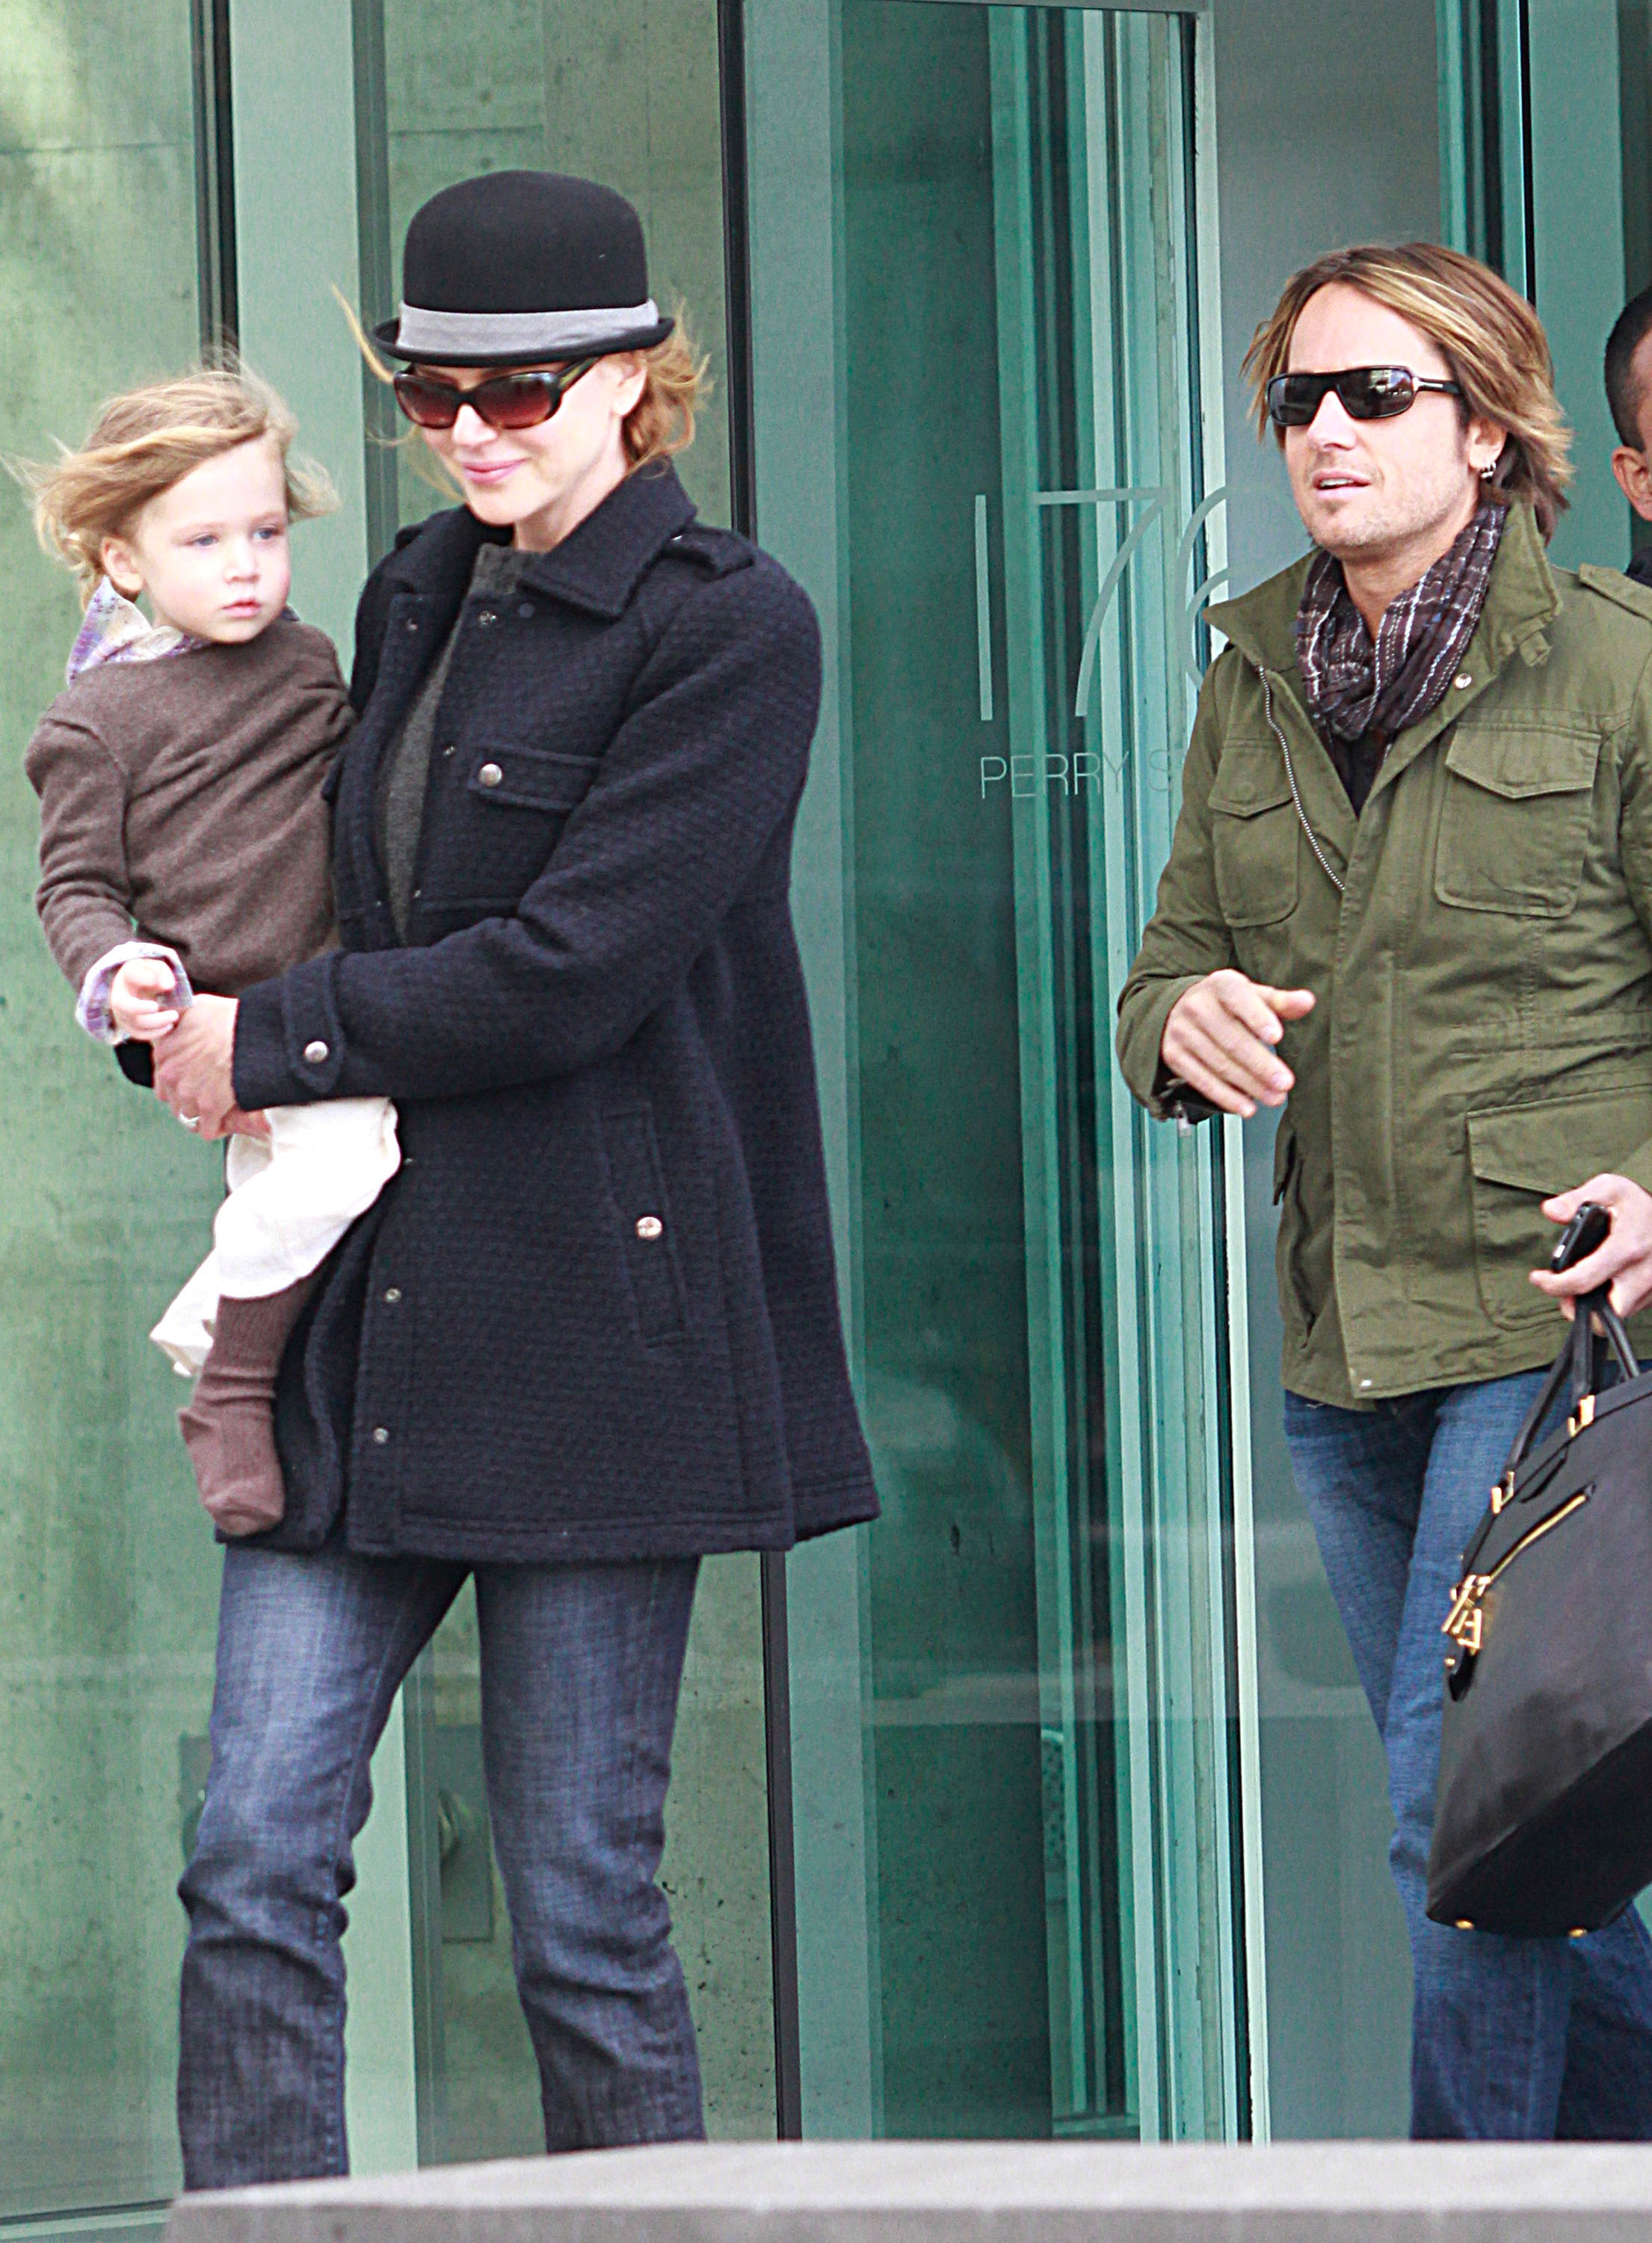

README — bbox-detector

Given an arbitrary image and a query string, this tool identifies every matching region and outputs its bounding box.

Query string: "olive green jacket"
[1117,502,1652,1403]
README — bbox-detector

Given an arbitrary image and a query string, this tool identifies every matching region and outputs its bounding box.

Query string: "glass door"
[747,0,1258,2141]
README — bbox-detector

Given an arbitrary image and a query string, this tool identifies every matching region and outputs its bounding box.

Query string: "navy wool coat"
[233,464,879,1563]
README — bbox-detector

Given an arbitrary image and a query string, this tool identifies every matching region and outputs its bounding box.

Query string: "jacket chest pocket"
[1434,724,1600,918]
[1207,748,1300,928]
[452,742,599,902]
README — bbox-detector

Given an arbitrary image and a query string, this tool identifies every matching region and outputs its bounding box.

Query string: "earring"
[1479,461,1497,481]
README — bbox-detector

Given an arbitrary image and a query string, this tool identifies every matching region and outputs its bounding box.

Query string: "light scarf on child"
[66,576,204,685]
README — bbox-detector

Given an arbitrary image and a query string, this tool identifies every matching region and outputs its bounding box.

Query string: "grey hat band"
[394,298,661,357]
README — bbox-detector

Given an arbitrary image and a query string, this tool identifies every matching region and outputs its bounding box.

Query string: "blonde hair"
[1241,242,1573,538]
[339,292,709,487]
[22,366,337,602]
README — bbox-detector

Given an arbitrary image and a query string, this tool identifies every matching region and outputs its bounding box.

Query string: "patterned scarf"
[66,576,203,684]
[1295,499,1505,751]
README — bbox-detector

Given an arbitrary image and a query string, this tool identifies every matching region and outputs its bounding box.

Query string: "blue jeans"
[1285,1371,1652,2139]
[176,1545,704,2188]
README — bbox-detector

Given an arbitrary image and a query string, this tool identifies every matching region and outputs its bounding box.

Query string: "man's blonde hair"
[1241,242,1573,538]
[22,366,336,602]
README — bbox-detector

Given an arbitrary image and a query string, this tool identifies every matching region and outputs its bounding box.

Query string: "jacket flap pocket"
[1207,745,1294,819]
[467,744,599,812]
[1443,726,1599,800]
[1468,1086,1652,1193]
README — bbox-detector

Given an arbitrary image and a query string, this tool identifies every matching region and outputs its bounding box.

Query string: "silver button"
[635,1215,665,1241]
[441,742,456,758]
[1453,672,1473,689]
[478,762,503,788]
[303,1039,330,1064]
[1358,1378,1374,1391]
[477,610,498,627]
[383,1287,401,1304]
[372,1426,389,1445]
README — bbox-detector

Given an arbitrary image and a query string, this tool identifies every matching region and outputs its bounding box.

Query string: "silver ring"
[179,1113,201,1132]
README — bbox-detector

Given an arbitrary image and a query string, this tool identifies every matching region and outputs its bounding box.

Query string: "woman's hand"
[1531,1175,1652,1320]
[152,994,266,1140]
[111,958,182,1042]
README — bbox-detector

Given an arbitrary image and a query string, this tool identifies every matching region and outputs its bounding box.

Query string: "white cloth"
[151,1096,401,1376]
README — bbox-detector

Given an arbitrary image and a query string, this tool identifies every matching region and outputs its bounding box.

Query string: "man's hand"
[151,994,265,1140]
[1161,970,1316,1119]
[1532,1175,1652,1321]
[111,958,182,1043]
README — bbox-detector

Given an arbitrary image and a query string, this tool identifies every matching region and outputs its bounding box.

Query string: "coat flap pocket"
[1468,1087,1652,1193]
[466,744,599,812]
[1443,726,1600,800]
[1207,745,1294,819]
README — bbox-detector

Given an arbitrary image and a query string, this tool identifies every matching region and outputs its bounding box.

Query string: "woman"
[155,169,878,2187]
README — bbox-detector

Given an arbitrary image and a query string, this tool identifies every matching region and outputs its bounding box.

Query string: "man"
[1119,242,1652,2139]
[1606,283,1652,585]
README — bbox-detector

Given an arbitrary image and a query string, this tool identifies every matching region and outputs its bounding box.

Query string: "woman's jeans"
[1285,1370,1652,2139]
[176,1545,704,2188]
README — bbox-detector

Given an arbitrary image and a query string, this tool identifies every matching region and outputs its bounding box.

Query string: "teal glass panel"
[751,0,1247,2144]
[360,0,775,2156]
[0,4,219,2218]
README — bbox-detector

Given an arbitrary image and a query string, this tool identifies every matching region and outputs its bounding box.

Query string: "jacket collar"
[383,461,697,620]
[1206,499,1559,683]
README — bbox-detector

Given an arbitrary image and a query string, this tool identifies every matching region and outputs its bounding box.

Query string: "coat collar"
[1206,499,1559,682]
[383,461,697,621]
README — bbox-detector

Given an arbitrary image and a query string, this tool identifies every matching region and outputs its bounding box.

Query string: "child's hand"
[111,957,182,1042]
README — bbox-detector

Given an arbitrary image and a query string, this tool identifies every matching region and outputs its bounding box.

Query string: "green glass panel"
[753,0,1245,2144]
[0,1,217,2216]
[363,0,775,2156]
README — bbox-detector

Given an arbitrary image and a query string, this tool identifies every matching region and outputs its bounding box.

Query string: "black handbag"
[1426,1288,1652,1937]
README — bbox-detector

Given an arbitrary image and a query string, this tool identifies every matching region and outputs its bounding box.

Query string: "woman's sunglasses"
[392,358,598,431]
[1266,366,1462,428]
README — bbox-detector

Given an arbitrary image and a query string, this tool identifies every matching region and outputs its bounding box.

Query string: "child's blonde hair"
[22,366,338,603]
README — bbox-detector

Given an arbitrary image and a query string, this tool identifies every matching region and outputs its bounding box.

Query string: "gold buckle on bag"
[1443,1575,1491,1656]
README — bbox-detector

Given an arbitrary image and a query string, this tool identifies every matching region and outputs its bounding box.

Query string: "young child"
[22,369,399,1536]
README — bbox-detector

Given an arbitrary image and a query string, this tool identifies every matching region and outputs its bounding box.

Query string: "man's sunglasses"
[392,358,599,431]
[1266,366,1462,428]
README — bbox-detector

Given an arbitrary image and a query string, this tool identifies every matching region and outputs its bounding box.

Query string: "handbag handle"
[1503,1287,1640,1479]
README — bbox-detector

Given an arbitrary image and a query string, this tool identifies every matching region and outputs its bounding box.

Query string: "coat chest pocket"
[467,743,598,813]
[602,1107,687,1345]
[1207,747,1300,928]
[1434,725,1600,917]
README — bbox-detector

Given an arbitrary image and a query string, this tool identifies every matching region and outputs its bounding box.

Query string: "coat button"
[383,1286,401,1304]
[636,1214,664,1241]
[477,610,498,627]
[478,762,503,788]
[303,1039,330,1064]
[441,742,456,758]
[372,1426,390,1444]
[1453,672,1473,689]
[517,602,534,619]
[404,617,419,633]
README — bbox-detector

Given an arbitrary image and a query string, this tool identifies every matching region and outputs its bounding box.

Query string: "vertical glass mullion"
[987,6,1081,2130]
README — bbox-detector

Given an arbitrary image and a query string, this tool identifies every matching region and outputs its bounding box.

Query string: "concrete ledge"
[164,2138,1652,2242]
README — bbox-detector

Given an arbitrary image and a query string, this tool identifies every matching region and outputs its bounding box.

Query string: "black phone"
[1550,1201,1611,1274]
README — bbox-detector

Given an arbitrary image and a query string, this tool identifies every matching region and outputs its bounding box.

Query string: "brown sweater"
[25,618,352,998]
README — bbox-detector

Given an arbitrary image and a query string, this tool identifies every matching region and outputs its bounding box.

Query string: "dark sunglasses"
[392,358,599,431]
[1266,366,1463,428]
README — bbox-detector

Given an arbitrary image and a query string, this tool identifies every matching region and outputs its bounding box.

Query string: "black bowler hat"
[374,170,675,367]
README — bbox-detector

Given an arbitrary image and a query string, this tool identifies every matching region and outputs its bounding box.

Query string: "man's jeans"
[177,1545,704,2188]
[1285,1370,1652,2138]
